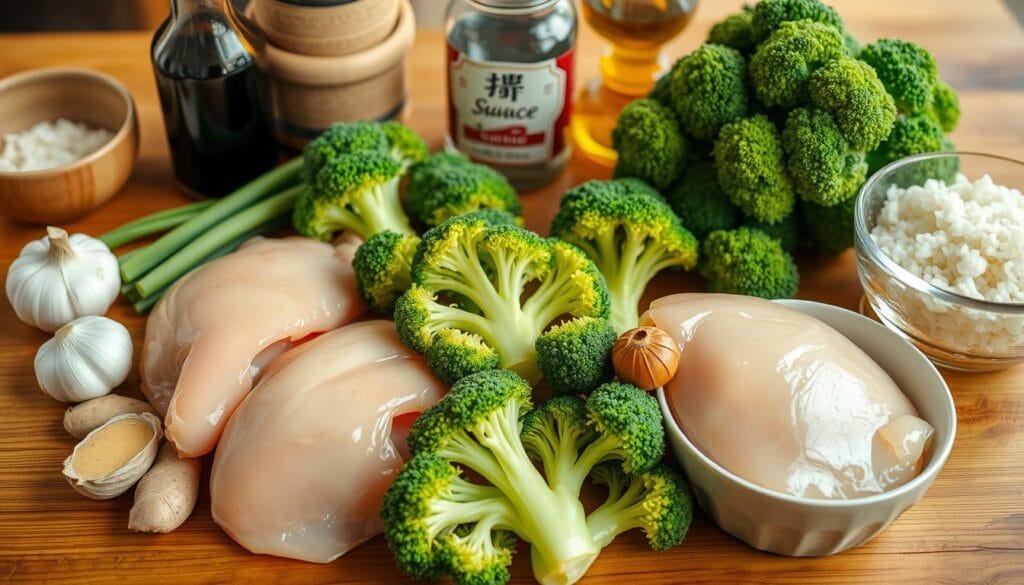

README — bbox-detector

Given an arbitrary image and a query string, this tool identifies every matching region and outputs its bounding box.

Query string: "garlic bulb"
[35,315,133,403]
[5,226,120,332]
[63,412,163,500]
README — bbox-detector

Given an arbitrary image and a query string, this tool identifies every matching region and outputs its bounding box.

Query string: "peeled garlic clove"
[35,315,133,403]
[63,412,163,500]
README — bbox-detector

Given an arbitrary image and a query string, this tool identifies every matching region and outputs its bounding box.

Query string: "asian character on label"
[485,73,524,102]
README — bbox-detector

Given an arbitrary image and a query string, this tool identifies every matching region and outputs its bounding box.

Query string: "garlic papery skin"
[35,316,133,403]
[5,226,120,332]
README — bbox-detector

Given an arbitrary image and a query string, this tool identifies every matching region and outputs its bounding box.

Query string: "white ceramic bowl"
[657,299,956,557]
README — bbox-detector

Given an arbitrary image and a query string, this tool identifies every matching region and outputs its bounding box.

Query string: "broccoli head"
[858,39,939,115]
[535,317,617,395]
[781,107,868,206]
[302,121,390,183]
[666,43,749,141]
[749,19,846,108]
[551,179,699,333]
[665,159,739,240]
[381,121,430,169]
[924,79,960,133]
[713,114,795,223]
[293,151,414,241]
[700,227,799,298]
[742,211,800,252]
[394,212,610,385]
[407,152,522,227]
[867,114,957,183]
[707,6,757,53]
[808,56,897,151]
[612,99,688,189]
[383,370,690,585]
[800,194,856,255]
[353,230,420,315]
[750,0,844,43]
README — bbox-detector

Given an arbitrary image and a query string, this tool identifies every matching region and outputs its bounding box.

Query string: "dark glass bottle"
[152,0,278,198]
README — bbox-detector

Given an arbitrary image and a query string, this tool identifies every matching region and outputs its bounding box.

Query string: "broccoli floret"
[707,6,757,53]
[843,30,860,57]
[742,211,799,252]
[700,227,799,298]
[750,0,844,43]
[867,115,957,183]
[551,179,699,333]
[394,213,610,385]
[407,153,522,227]
[666,44,749,141]
[425,328,500,385]
[800,194,855,255]
[781,107,867,206]
[612,99,688,189]
[858,39,939,115]
[713,115,795,223]
[808,56,897,151]
[586,462,693,551]
[536,317,617,395]
[749,19,846,108]
[381,121,430,170]
[383,370,688,585]
[353,230,420,315]
[293,152,414,241]
[924,79,960,133]
[665,159,739,240]
[302,121,390,183]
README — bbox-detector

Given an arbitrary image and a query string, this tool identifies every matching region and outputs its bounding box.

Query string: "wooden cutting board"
[2,1,1023,582]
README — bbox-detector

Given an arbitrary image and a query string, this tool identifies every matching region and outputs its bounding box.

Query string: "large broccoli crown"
[587,463,694,551]
[713,114,795,223]
[666,159,739,240]
[407,153,522,228]
[292,151,413,241]
[751,0,844,43]
[667,43,749,141]
[808,56,897,151]
[800,194,856,255]
[612,99,688,189]
[353,230,420,315]
[381,121,430,169]
[395,212,609,385]
[742,210,800,252]
[579,382,665,474]
[551,179,699,333]
[867,114,957,182]
[781,107,867,206]
[749,19,846,108]
[858,39,938,115]
[535,317,617,395]
[302,121,390,183]
[924,79,960,133]
[707,6,757,53]
[699,227,799,298]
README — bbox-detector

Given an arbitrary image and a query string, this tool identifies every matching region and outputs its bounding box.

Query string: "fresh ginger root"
[128,442,201,533]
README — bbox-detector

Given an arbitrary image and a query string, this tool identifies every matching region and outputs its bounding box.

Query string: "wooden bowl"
[0,68,139,224]
[252,0,400,57]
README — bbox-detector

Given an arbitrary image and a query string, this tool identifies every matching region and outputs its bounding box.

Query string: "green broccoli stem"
[606,233,683,334]
[133,186,302,298]
[99,200,215,249]
[120,156,304,283]
[585,474,648,549]
[354,182,415,239]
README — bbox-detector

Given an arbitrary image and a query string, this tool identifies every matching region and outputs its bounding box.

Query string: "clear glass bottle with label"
[445,0,577,191]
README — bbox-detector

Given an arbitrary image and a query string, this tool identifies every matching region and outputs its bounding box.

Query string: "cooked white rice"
[871,174,1024,353]
[0,118,114,172]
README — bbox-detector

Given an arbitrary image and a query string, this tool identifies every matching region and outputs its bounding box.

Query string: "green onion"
[99,200,215,249]
[133,185,303,298]
[120,157,304,283]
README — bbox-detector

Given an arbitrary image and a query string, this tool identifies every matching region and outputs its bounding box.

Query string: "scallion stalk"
[99,200,215,249]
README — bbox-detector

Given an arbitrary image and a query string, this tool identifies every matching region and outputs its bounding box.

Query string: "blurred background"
[0,0,448,31]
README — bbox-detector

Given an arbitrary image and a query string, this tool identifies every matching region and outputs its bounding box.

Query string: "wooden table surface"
[2,1,1024,583]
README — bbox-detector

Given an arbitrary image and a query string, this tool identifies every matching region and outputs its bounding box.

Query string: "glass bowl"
[854,152,1024,372]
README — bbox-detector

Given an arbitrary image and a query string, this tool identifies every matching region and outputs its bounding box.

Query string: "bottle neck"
[170,0,232,19]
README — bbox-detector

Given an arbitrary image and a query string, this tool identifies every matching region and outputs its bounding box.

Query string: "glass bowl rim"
[854,150,1024,315]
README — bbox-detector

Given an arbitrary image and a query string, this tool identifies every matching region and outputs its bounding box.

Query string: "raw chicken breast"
[141,236,365,458]
[210,320,447,563]
[646,294,935,500]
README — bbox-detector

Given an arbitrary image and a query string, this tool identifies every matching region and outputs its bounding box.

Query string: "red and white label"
[448,45,573,166]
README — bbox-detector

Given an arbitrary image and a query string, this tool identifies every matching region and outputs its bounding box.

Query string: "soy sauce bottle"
[152,0,278,198]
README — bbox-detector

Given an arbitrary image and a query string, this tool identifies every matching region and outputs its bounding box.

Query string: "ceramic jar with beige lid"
[247,0,414,150]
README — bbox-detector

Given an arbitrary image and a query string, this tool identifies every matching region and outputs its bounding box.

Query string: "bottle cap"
[473,0,559,11]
